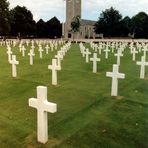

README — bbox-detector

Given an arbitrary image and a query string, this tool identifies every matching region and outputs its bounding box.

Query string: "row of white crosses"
[28,43,71,143]
[95,42,126,96]
[79,43,100,73]
[6,45,19,77]
[35,39,65,47]
[96,41,148,66]
[18,41,61,65]
[88,41,148,96]
[1,39,64,48]
[4,40,148,145]
[6,40,68,77]
[81,43,125,96]
[130,43,148,79]
[48,42,71,85]
[129,42,148,61]
[0,39,19,47]
[17,39,65,60]
[37,40,64,52]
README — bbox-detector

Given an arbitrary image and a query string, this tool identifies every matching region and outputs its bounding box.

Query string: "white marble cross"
[82,48,86,57]
[104,46,110,59]
[21,46,26,57]
[55,42,58,50]
[50,44,54,52]
[85,48,91,63]
[48,59,61,85]
[131,47,138,61]
[13,41,16,47]
[29,86,57,144]
[19,44,22,52]
[26,40,29,46]
[55,52,63,70]
[39,46,44,59]
[137,43,142,52]
[90,53,100,73]
[31,44,35,52]
[111,43,115,53]
[94,44,98,52]
[6,47,12,63]
[45,44,49,54]
[136,56,148,79]
[98,46,102,55]
[129,43,134,53]
[58,51,64,59]
[28,50,35,65]
[106,64,125,96]
[60,48,66,57]
[142,46,148,60]
[10,55,19,77]
[115,49,123,65]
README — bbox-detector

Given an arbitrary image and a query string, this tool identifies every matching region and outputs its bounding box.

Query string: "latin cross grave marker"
[106,64,125,96]
[29,86,57,144]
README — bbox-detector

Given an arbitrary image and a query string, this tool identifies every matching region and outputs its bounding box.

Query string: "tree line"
[0,0,62,38]
[0,0,148,38]
[95,7,148,38]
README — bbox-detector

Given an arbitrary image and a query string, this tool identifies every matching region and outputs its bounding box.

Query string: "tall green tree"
[120,16,131,37]
[36,19,47,38]
[46,17,62,38]
[130,12,148,38]
[71,15,81,40]
[10,6,36,37]
[0,0,11,35]
[95,7,122,37]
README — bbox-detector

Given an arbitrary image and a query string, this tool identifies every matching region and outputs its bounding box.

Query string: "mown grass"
[0,42,148,148]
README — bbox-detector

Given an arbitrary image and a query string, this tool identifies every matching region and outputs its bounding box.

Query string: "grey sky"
[8,0,148,22]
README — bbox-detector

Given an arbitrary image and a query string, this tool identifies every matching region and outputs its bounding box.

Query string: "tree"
[0,0,11,35]
[71,15,81,40]
[10,6,36,37]
[120,16,131,37]
[36,19,47,38]
[95,7,122,37]
[46,17,62,38]
[130,12,148,38]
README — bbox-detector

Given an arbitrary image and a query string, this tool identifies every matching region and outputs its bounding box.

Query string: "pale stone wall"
[80,24,95,39]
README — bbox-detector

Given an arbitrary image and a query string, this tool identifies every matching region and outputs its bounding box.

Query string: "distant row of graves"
[1,39,148,144]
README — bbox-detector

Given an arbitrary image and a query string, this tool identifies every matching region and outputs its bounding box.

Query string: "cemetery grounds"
[0,40,148,148]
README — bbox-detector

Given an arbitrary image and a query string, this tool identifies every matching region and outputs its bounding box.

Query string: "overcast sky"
[8,0,148,22]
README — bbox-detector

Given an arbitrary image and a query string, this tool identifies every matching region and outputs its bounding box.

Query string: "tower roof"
[81,19,96,26]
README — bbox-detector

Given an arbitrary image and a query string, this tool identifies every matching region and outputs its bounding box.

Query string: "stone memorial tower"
[63,0,99,39]
[65,0,81,38]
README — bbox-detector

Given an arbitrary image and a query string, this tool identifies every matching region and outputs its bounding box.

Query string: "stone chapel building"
[64,0,102,39]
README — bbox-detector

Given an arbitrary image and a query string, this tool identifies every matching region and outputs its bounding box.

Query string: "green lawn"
[0,42,148,148]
